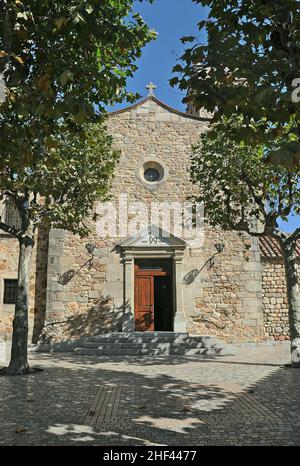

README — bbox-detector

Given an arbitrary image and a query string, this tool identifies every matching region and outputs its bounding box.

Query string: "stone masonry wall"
[1,98,295,346]
[0,234,19,342]
[44,98,209,342]
[261,259,299,341]
[0,224,49,345]
[44,97,265,344]
[185,231,265,343]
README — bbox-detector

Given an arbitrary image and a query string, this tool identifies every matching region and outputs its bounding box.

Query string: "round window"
[144,167,160,182]
[137,159,166,189]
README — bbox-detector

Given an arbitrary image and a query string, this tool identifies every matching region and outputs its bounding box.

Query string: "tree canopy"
[1,1,156,144]
[0,123,119,238]
[0,0,156,236]
[0,0,156,375]
[172,0,300,166]
[191,120,300,365]
[191,119,300,240]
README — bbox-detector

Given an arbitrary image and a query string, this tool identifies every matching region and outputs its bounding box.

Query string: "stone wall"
[43,228,124,343]
[0,234,19,341]
[0,224,49,345]
[185,231,265,343]
[261,258,299,341]
[43,97,265,344]
[1,98,297,346]
[43,98,208,342]
[31,225,50,343]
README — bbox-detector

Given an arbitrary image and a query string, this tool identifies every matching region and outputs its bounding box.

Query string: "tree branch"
[241,170,268,221]
[0,220,20,238]
[277,173,294,218]
[287,227,300,244]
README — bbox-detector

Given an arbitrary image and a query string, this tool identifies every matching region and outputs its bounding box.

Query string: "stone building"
[0,86,299,350]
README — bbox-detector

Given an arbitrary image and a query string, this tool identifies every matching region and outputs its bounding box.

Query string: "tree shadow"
[0,350,299,445]
[38,296,129,346]
[32,224,50,344]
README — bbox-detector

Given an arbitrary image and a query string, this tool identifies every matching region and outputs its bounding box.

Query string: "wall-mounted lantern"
[215,242,225,254]
[86,243,96,269]
[183,241,225,284]
[57,243,97,285]
[86,243,96,255]
[209,242,225,267]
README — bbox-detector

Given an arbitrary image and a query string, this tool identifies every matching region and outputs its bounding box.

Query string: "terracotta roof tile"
[259,236,300,259]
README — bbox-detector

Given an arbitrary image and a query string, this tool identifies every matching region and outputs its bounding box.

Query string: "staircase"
[74,332,230,357]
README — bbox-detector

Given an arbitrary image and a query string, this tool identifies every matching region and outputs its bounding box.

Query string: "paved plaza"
[0,343,300,446]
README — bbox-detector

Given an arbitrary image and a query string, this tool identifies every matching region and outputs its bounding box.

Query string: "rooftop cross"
[146,82,157,97]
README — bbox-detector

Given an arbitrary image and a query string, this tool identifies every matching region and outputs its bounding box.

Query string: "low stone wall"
[261,258,299,341]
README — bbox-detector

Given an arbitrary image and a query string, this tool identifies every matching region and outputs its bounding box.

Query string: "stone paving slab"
[0,343,299,445]
[83,382,279,426]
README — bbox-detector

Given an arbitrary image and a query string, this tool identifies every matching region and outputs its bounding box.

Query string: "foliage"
[1,0,156,125]
[0,123,119,237]
[172,0,300,166]
[0,0,156,374]
[191,118,300,241]
[0,0,156,236]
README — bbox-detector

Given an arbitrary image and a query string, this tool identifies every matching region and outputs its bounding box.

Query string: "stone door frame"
[121,247,186,332]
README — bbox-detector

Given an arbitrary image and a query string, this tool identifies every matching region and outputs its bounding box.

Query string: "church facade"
[0,87,297,350]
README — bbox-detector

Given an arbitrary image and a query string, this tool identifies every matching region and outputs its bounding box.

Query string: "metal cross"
[146,82,157,97]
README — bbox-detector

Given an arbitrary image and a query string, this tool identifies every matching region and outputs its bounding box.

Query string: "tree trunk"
[282,240,300,367]
[2,236,34,375]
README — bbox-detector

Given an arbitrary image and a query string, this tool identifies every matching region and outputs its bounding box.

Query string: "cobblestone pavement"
[0,343,300,446]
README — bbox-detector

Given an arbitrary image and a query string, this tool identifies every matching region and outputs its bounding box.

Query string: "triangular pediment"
[108,96,208,122]
[118,225,186,249]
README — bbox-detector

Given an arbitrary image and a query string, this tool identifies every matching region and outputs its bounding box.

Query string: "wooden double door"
[134,259,173,332]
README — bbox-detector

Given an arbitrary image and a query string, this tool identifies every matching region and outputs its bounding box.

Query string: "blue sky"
[110,0,299,233]
[110,0,209,112]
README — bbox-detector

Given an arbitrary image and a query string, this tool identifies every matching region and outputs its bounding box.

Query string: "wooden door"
[134,260,172,331]
[134,275,154,331]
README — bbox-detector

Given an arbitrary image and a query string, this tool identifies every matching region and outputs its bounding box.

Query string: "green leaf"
[54,17,67,29]
[268,149,299,168]
[86,4,94,14]
[284,142,300,154]
[181,36,196,43]
[255,88,274,105]
[59,70,74,86]
[173,64,184,73]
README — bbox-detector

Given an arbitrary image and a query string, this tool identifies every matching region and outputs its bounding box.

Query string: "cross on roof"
[146,82,157,97]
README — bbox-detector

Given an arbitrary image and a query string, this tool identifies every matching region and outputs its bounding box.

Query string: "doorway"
[134,259,173,331]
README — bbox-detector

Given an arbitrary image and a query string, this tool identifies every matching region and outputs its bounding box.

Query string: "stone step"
[83,339,191,346]
[81,338,200,345]
[169,348,217,355]
[85,333,190,342]
[81,341,206,350]
[73,332,229,357]
[74,347,211,356]
[74,348,141,356]
[85,332,188,338]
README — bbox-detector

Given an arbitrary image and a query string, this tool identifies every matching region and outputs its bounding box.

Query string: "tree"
[171,0,300,166]
[0,124,119,375]
[190,118,300,366]
[0,0,156,375]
